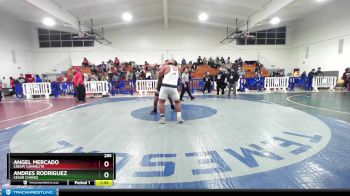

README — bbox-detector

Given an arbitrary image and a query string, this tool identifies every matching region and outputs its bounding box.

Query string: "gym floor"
[0,92,349,189]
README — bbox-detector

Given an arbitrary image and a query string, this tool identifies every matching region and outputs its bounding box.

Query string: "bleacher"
[192,63,270,78]
[192,66,220,78]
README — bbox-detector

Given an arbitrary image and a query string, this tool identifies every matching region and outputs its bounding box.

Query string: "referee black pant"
[77,84,86,102]
[217,82,225,95]
[203,82,211,94]
[180,82,194,100]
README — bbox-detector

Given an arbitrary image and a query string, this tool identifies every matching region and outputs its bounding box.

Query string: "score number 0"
[104,161,109,178]
[103,154,112,179]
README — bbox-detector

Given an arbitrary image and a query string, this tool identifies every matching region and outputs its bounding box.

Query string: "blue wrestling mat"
[1,93,350,189]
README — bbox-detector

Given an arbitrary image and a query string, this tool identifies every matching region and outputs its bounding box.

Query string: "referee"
[180,68,195,101]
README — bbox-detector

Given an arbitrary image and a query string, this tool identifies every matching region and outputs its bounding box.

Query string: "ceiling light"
[122,12,133,22]
[198,13,209,21]
[43,18,56,26]
[270,17,280,25]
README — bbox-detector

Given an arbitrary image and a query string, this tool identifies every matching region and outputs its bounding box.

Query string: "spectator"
[1,77,6,88]
[232,63,239,70]
[342,68,350,90]
[73,67,85,103]
[255,64,262,77]
[300,71,308,90]
[114,57,120,67]
[181,58,187,66]
[197,56,203,66]
[307,69,316,91]
[236,57,243,67]
[82,58,89,67]
[35,75,42,83]
[203,57,208,66]
[139,70,146,80]
[202,72,212,95]
[215,57,220,68]
[220,57,226,65]
[237,67,246,77]
[126,71,133,82]
[89,73,98,81]
[17,74,26,84]
[100,62,107,72]
[315,67,324,77]
[8,77,15,96]
[112,73,120,94]
[208,57,215,68]
[145,70,152,80]
[227,57,231,64]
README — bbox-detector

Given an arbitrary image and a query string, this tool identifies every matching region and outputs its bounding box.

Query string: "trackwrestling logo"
[2,188,56,196]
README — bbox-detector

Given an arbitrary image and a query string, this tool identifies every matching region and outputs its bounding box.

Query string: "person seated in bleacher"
[181,58,187,66]
[208,57,215,68]
[139,70,146,80]
[227,57,231,64]
[197,56,203,66]
[255,64,262,77]
[214,57,220,68]
[236,57,243,67]
[232,63,239,70]
[192,62,198,71]
[82,57,89,67]
[114,57,120,67]
[145,68,152,80]
[220,57,226,66]
[99,62,107,72]
[203,57,208,67]
[89,73,98,81]
[35,75,42,83]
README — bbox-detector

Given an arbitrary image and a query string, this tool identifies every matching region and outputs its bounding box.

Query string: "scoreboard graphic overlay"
[7,153,115,187]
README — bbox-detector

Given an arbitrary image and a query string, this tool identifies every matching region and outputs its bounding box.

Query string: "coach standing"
[73,67,86,103]
[216,68,226,96]
[227,68,240,99]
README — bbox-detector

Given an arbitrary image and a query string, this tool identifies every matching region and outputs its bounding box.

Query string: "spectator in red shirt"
[73,67,86,102]
[82,58,89,67]
[114,57,120,67]
[10,77,15,95]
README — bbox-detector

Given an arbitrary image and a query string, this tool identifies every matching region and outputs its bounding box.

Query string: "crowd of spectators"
[1,56,349,100]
